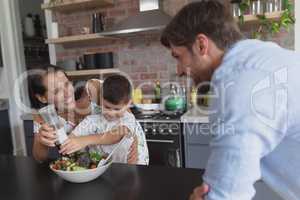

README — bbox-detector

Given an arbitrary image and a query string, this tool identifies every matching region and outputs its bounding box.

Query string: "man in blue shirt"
[161,1,300,200]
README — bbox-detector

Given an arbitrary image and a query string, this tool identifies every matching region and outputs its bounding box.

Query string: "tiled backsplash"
[54,0,294,90]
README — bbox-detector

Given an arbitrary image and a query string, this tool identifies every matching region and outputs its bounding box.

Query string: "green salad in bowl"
[50,151,111,183]
[50,151,107,171]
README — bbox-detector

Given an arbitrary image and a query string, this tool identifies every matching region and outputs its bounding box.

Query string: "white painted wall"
[0,18,9,99]
[295,0,300,52]
[0,69,9,99]
[0,0,28,156]
[43,0,57,65]
[0,0,45,99]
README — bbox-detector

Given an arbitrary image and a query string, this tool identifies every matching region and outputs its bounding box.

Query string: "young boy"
[60,75,149,165]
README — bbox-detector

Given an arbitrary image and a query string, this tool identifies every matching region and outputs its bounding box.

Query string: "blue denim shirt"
[203,39,300,200]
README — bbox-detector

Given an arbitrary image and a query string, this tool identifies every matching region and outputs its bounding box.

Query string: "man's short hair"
[161,0,243,50]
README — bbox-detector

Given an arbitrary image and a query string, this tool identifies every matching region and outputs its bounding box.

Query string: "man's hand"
[189,183,210,200]
[127,135,138,164]
[59,136,90,155]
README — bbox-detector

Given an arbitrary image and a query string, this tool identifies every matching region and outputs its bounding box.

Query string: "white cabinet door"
[184,123,212,144]
[185,145,211,169]
[253,181,283,200]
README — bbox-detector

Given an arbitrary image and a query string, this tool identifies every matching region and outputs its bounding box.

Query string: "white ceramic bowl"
[50,161,112,183]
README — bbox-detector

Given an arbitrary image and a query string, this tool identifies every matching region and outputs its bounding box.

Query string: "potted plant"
[232,0,295,39]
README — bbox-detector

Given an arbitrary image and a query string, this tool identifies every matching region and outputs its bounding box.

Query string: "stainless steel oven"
[138,120,184,168]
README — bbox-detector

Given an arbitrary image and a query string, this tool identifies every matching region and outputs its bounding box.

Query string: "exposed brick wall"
[54,0,183,92]
[54,0,295,91]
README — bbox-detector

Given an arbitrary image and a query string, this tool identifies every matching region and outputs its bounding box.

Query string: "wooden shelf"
[46,33,118,45]
[41,0,114,13]
[235,11,284,23]
[66,69,120,77]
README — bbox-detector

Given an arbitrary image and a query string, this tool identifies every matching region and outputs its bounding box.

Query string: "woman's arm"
[32,133,49,162]
[127,136,138,164]
[32,115,57,162]
[32,123,57,162]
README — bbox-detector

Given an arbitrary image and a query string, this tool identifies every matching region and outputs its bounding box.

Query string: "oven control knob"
[153,128,157,132]
[144,128,148,133]
[159,129,164,133]
[168,129,173,133]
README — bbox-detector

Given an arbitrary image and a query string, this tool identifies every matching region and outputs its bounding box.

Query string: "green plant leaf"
[271,22,280,34]
[239,15,245,25]
[238,0,294,39]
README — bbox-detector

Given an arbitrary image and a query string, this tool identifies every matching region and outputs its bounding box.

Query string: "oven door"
[146,137,182,168]
[147,139,182,167]
[140,121,183,167]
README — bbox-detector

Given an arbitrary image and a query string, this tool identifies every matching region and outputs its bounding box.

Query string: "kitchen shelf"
[41,0,114,13]
[45,33,118,45]
[66,68,120,78]
[235,11,284,23]
[45,11,284,46]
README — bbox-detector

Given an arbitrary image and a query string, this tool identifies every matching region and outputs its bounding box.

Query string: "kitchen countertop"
[21,107,210,124]
[21,113,34,120]
[0,156,204,200]
[180,107,210,123]
[137,118,182,123]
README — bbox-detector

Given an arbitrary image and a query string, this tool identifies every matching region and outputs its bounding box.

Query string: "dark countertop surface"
[0,156,204,200]
[0,99,9,111]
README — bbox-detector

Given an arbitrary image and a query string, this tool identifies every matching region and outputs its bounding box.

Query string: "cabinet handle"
[146,139,174,144]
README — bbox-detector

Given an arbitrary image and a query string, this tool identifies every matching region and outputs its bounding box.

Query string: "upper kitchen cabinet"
[41,0,114,13]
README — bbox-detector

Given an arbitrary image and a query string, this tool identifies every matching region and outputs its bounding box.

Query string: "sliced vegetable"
[50,151,104,171]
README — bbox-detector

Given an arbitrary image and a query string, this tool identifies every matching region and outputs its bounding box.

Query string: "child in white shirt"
[59,75,149,165]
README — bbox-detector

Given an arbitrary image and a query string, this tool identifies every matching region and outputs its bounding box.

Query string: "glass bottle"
[190,87,197,108]
[154,80,161,104]
[38,104,68,145]
[249,0,263,15]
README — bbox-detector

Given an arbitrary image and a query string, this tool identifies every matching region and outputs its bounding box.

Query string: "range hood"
[102,0,171,36]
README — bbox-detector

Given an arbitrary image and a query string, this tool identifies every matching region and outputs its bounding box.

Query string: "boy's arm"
[60,125,130,155]
[86,79,101,105]
[82,125,130,145]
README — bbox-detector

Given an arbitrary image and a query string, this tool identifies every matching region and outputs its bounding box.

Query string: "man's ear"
[194,34,209,55]
[36,94,48,104]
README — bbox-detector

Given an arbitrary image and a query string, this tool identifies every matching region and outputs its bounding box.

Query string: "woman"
[28,65,138,163]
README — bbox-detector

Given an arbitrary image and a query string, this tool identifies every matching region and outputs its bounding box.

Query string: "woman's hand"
[59,136,90,155]
[37,123,57,147]
[127,136,138,164]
